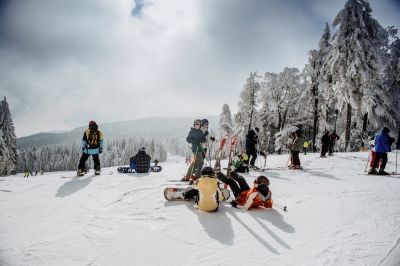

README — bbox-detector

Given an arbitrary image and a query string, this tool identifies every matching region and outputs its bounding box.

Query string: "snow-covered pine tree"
[0,97,17,175]
[304,22,332,151]
[383,28,400,140]
[219,104,233,137]
[0,131,11,176]
[325,0,392,151]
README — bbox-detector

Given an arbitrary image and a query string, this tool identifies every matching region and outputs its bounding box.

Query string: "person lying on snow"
[217,170,272,210]
[184,166,224,212]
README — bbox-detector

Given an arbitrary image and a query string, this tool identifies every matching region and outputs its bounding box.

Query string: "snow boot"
[77,169,85,176]
[95,169,101,175]
[368,168,377,175]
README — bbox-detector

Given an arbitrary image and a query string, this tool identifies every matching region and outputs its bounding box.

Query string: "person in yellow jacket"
[184,166,224,212]
[303,140,310,155]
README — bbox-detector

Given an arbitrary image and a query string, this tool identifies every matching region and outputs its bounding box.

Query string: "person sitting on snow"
[184,166,224,212]
[231,153,249,173]
[131,147,151,173]
[216,170,272,210]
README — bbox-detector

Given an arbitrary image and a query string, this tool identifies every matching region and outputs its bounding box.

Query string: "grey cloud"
[0,0,399,137]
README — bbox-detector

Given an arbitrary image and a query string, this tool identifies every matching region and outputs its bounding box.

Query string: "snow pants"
[217,172,250,198]
[369,151,381,168]
[321,144,329,157]
[372,152,387,171]
[246,147,257,166]
[291,150,301,166]
[186,151,204,179]
[78,153,100,171]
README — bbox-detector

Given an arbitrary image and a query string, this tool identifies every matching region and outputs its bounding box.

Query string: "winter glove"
[82,147,85,153]
[204,131,209,136]
[230,200,238,208]
[99,147,103,154]
[210,136,216,142]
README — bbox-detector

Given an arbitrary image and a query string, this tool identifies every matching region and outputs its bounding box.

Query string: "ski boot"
[95,169,101,175]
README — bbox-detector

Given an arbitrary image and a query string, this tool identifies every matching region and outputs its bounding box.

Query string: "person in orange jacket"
[216,171,272,210]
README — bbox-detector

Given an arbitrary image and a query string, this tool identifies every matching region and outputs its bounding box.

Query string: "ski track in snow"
[1,152,400,265]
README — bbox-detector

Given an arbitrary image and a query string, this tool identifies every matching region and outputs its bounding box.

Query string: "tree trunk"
[312,97,319,152]
[345,103,352,151]
[362,112,368,132]
[278,112,282,131]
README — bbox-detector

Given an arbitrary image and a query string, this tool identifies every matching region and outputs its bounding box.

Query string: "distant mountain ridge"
[17,116,219,149]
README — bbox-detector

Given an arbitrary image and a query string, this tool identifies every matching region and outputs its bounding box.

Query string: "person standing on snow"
[245,128,259,167]
[369,127,395,175]
[184,166,224,212]
[77,121,103,176]
[321,130,330,158]
[216,170,272,210]
[289,129,304,169]
[183,119,207,181]
[328,130,340,155]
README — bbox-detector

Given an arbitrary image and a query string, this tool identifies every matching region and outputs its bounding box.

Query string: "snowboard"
[164,187,231,201]
[117,165,162,173]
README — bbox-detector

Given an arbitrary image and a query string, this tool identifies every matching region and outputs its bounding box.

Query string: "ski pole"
[273,203,287,212]
[364,151,371,172]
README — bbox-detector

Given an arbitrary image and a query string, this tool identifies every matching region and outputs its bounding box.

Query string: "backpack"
[86,129,100,147]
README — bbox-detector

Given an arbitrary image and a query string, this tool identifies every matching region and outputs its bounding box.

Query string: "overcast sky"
[1,0,399,137]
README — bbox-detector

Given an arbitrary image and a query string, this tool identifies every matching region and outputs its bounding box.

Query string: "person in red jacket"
[216,171,272,210]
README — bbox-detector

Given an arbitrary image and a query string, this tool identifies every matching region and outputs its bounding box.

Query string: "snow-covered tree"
[324,0,392,150]
[219,104,233,137]
[303,22,332,151]
[235,72,261,134]
[0,97,17,175]
[265,68,302,131]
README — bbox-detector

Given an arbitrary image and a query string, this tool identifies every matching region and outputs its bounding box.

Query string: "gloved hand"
[99,147,103,154]
[230,200,238,208]
[204,130,209,136]
[210,136,216,142]
[82,147,85,153]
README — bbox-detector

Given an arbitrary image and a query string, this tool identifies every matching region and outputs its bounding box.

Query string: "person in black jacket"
[321,130,330,158]
[131,147,151,173]
[328,130,340,155]
[245,128,259,167]
[183,119,207,181]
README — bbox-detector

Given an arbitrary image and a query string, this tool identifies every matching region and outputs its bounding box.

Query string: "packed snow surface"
[1,152,400,266]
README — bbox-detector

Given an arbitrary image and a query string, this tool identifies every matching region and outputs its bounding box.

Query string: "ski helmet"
[383,127,390,133]
[201,119,209,126]
[193,119,202,126]
[89,121,97,126]
[139,147,146,152]
[201,166,214,176]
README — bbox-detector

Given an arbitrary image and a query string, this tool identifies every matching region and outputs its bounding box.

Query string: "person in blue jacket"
[77,121,104,176]
[369,127,395,175]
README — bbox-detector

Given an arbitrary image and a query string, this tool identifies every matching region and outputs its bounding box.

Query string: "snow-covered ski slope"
[1,152,400,266]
